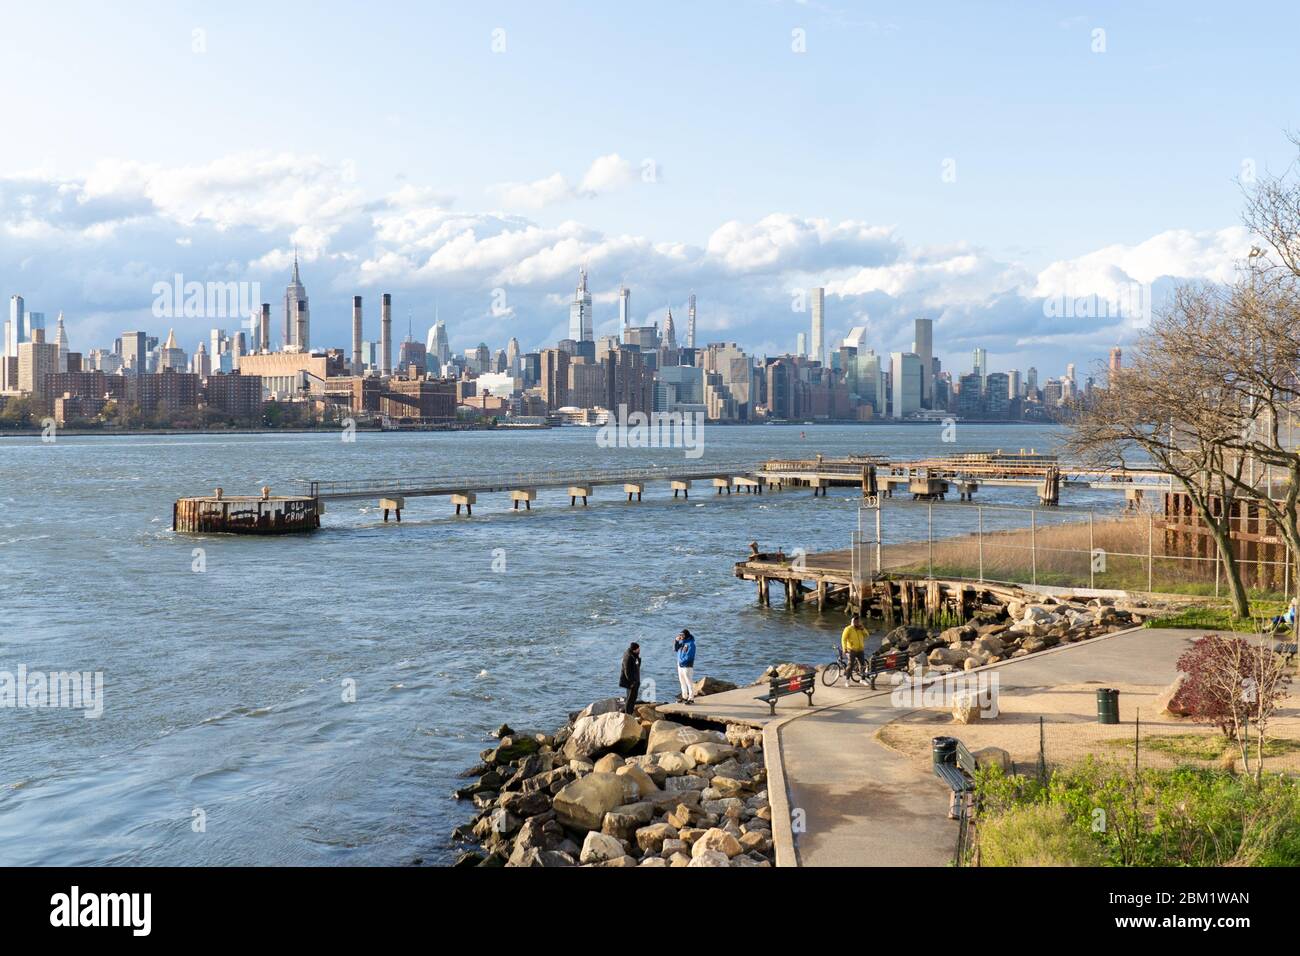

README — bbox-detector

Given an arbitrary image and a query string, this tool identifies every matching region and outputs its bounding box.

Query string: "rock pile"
[451,698,774,868]
[879,596,1179,674]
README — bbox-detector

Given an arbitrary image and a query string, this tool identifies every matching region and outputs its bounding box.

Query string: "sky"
[0,0,1296,378]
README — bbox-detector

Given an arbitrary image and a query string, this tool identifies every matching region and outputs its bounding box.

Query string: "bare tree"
[1069,284,1253,616]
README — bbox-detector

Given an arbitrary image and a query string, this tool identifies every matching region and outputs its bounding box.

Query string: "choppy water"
[0,422,1116,865]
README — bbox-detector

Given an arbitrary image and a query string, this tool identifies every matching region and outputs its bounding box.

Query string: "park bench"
[1274,642,1298,663]
[754,671,816,716]
[863,649,909,689]
[933,738,977,794]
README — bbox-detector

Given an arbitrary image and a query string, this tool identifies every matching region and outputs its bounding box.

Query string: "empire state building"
[282,252,309,351]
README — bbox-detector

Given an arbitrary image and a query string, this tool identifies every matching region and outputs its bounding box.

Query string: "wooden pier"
[734,545,1028,624]
[174,450,1173,532]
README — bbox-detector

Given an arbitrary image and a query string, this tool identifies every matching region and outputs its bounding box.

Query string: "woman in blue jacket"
[674,629,697,704]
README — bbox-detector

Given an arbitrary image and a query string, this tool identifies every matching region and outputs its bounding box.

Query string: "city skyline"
[0,3,1286,375]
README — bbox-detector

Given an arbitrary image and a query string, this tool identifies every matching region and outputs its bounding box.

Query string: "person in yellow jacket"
[841,613,868,682]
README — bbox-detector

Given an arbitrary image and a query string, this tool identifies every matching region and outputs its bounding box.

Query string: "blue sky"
[0,0,1294,376]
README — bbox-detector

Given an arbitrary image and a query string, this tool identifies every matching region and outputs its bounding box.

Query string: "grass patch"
[973,760,1300,866]
[1103,733,1231,761]
[1143,601,1289,633]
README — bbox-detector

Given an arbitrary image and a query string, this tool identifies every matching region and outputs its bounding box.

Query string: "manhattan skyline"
[0,1,1290,376]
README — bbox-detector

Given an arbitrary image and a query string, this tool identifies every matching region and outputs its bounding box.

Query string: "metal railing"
[295,462,764,500]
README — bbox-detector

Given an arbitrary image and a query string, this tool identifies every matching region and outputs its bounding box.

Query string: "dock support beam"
[510,489,536,511]
[712,477,732,495]
[452,493,476,516]
[734,477,761,494]
[380,497,405,523]
[671,480,691,499]
[623,482,644,502]
[568,485,592,507]
[757,577,770,606]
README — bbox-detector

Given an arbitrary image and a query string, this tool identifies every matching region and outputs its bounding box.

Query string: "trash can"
[1096,688,1120,725]
[932,735,958,770]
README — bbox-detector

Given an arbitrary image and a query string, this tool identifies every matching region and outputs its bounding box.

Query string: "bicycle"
[820,645,867,687]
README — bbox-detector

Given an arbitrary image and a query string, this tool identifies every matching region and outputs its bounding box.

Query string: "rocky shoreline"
[450,695,774,867]
[447,594,1186,867]
[879,594,1181,673]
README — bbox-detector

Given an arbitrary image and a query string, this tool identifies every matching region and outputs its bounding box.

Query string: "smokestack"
[380,293,392,376]
[259,304,270,354]
[352,296,363,375]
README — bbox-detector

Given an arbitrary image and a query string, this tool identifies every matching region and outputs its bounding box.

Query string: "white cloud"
[0,151,1252,370]
[488,153,639,210]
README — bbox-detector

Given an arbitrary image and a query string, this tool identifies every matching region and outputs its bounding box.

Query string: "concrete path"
[667,627,1210,866]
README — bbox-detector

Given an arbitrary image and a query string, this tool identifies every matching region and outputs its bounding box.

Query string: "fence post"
[928,502,934,578]
[1089,512,1095,589]
[1147,512,1154,593]
[1030,509,1037,587]
[978,506,984,583]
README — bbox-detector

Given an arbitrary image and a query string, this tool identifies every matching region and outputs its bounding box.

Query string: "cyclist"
[840,613,868,683]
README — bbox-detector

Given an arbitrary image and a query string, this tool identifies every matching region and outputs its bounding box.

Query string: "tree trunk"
[1192,497,1251,617]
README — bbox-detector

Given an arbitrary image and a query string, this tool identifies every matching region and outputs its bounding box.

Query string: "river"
[0,421,1116,865]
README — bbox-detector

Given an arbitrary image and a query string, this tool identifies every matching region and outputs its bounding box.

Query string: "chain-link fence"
[855,499,1296,601]
[952,708,1300,866]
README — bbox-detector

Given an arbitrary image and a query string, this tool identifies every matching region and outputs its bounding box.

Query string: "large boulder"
[951,692,980,724]
[577,697,626,719]
[615,763,660,801]
[693,675,738,697]
[685,742,738,766]
[635,822,679,854]
[646,719,726,755]
[579,831,627,864]
[1154,672,1194,717]
[552,773,630,831]
[688,849,732,867]
[973,634,1004,656]
[972,746,1013,772]
[563,711,643,760]
[655,752,695,775]
[928,646,970,667]
[692,827,743,859]
[497,790,551,818]
[752,662,815,685]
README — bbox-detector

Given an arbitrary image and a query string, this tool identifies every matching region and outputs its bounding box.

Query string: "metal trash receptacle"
[1096,687,1120,724]
[932,735,958,769]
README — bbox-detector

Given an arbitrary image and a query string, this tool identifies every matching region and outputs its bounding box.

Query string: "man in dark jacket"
[619,642,641,714]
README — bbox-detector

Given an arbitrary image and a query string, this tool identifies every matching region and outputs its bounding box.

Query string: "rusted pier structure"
[173,487,321,534]
[735,545,1028,624]
[758,451,1166,506]
[294,463,784,520]
[178,451,1172,532]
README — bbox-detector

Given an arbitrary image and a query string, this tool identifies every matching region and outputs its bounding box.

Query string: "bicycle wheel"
[821,662,842,687]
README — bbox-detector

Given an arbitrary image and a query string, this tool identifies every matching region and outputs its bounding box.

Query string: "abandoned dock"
[172,450,1172,533]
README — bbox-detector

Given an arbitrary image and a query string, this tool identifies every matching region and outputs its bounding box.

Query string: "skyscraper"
[121,331,148,375]
[282,252,308,350]
[913,318,933,408]
[890,352,923,419]
[618,284,631,330]
[796,332,807,357]
[687,293,696,349]
[1109,347,1122,382]
[427,319,450,367]
[506,336,521,377]
[54,312,70,372]
[809,287,825,365]
[972,348,987,385]
[663,307,678,352]
[569,268,594,343]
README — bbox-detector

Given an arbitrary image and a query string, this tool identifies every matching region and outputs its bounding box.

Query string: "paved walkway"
[665,627,1207,866]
